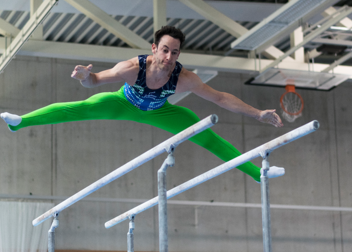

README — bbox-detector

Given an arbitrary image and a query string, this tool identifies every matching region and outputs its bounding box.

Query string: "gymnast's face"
[152,35,181,70]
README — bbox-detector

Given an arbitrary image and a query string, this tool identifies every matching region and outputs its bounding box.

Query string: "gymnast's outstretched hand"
[257,109,283,127]
[71,64,93,81]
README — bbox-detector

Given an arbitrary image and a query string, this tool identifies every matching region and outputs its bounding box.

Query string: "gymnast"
[1,26,284,182]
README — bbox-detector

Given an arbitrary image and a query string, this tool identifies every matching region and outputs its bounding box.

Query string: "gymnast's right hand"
[71,64,93,81]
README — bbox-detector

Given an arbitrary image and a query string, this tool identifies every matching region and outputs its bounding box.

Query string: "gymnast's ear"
[151,43,157,54]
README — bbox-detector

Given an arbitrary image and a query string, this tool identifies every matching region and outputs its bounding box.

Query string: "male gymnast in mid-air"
[1,26,284,182]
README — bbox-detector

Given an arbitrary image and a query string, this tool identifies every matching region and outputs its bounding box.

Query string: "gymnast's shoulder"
[113,57,139,74]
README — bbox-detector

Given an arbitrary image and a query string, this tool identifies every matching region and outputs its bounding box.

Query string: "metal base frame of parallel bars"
[127,216,135,252]
[261,153,272,252]
[126,147,176,252]
[105,120,320,252]
[48,213,59,252]
[32,115,218,252]
[158,146,175,252]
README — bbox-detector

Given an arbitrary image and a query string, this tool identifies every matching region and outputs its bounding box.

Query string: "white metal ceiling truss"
[0,17,20,37]
[0,0,58,74]
[64,0,151,49]
[0,0,352,83]
[153,0,167,32]
[179,0,296,61]
[1,38,351,78]
[230,0,340,53]
[261,5,352,73]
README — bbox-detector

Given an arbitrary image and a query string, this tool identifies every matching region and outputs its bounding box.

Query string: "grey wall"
[0,56,351,252]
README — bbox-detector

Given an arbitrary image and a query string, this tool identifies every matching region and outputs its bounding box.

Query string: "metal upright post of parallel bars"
[48,213,59,252]
[32,114,218,252]
[158,147,175,252]
[127,215,135,252]
[260,153,272,252]
[105,120,320,252]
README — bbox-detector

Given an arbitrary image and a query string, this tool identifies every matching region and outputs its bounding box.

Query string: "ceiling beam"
[290,26,304,63]
[11,39,260,73]
[322,51,352,73]
[64,0,151,49]
[261,46,295,61]
[178,0,295,62]
[153,0,167,33]
[322,6,352,28]
[30,0,44,40]
[238,0,340,54]
[260,6,352,73]
[312,38,352,47]
[1,39,259,73]
[0,39,351,77]
[318,7,352,74]
[0,1,287,22]
[0,18,20,37]
[0,0,58,74]
[179,0,247,38]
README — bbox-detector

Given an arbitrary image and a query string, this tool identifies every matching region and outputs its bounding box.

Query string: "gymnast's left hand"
[257,109,283,127]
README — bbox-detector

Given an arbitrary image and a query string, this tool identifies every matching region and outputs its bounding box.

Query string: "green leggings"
[9,87,261,181]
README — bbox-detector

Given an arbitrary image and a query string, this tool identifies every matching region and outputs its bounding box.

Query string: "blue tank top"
[123,54,183,111]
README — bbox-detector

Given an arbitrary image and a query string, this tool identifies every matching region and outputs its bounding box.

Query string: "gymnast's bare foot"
[1,112,22,131]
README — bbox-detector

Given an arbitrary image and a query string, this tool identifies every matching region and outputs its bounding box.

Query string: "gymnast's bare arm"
[71,57,140,88]
[176,68,283,128]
